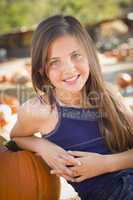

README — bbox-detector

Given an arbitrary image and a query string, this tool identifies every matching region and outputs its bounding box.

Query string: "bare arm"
[10,97,51,152]
[10,98,80,181]
[106,148,133,173]
[100,87,133,172]
[52,90,133,181]
[106,109,133,172]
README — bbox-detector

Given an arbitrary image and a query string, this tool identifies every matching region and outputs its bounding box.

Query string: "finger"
[52,157,71,171]
[50,170,62,178]
[65,157,81,167]
[56,155,72,165]
[60,154,75,160]
[61,165,74,176]
[50,170,60,175]
[59,154,77,162]
[46,157,65,171]
[67,150,87,157]
[51,156,67,168]
[69,166,80,177]
[52,158,74,176]
[50,170,75,182]
[47,157,60,170]
[59,154,81,166]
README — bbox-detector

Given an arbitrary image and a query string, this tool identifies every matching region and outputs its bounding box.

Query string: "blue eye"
[48,60,61,69]
[50,61,57,65]
[72,53,82,60]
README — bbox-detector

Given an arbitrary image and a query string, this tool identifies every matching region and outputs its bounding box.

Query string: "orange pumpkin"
[0,118,7,128]
[116,73,132,89]
[0,94,19,113]
[0,74,12,83]
[0,147,60,200]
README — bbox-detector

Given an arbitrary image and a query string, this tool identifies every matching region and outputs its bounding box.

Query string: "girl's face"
[46,35,90,93]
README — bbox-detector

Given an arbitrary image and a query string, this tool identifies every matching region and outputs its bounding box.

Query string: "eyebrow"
[48,49,80,61]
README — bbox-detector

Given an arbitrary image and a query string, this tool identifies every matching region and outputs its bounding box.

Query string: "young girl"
[10,15,133,200]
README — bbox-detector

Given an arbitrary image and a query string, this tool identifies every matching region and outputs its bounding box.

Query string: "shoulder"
[19,96,52,122]
[10,96,55,138]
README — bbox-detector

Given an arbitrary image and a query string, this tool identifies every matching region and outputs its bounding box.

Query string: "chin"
[65,79,87,92]
[63,85,84,93]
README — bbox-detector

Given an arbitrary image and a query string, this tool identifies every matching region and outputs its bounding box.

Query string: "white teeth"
[65,75,79,82]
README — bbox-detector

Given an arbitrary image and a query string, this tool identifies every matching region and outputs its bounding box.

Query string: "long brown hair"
[31,15,133,153]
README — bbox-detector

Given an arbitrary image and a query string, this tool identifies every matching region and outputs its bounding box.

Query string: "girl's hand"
[68,151,108,182]
[36,140,81,182]
[51,151,108,182]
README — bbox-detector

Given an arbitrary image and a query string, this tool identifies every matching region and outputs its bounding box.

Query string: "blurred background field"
[0,0,132,199]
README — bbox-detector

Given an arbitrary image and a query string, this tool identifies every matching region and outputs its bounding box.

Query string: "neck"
[54,88,85,107]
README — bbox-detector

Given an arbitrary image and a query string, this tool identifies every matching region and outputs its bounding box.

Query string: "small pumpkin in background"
[0,146,61,200]
[3,74,12,83]
[0,104,12,128]
[0,117,7,128]
[116,73,132,89]
[0,74,12,83]
[0,94,19,114]
[11,71,30,85]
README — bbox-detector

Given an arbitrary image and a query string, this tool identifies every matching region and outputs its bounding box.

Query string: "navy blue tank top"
[42,102,128,194]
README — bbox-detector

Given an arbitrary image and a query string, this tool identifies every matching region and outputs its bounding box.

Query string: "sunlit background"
[0,0,132,199]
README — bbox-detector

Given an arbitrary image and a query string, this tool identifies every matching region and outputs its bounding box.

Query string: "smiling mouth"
[63,74,80,82]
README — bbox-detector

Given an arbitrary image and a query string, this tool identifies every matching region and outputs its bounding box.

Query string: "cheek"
[48,71,61,86]
[79,60,90,76]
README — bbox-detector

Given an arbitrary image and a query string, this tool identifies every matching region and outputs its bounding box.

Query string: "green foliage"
[0,0,132,34]
[0,0,49,34]
[47,0,119,24]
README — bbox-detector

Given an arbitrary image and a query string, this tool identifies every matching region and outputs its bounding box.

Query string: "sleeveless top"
[42,100,132,195]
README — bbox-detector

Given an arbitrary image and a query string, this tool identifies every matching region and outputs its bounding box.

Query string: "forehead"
[47,35,85,58]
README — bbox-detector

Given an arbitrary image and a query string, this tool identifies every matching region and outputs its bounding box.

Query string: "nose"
[63,59,75,71]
